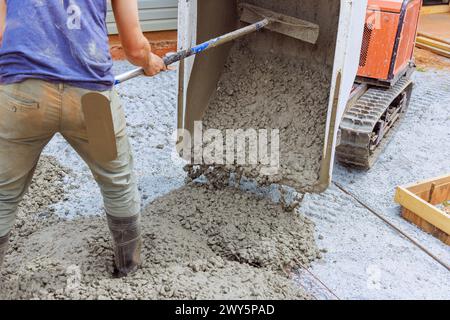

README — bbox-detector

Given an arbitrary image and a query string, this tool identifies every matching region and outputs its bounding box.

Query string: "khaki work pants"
[0,79,141,237]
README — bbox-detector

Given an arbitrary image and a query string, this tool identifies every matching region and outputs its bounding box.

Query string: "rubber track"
[337,77,413,168]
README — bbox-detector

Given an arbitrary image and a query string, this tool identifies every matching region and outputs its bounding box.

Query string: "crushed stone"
[187,41,331,191]
[11,155,70,241]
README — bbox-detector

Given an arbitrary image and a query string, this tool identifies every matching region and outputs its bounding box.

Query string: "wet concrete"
[1,62,449,300]
[0,181,318,299]
[188,40,330,191]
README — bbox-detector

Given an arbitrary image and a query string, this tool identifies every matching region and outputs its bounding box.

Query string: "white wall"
[106,0,178,34]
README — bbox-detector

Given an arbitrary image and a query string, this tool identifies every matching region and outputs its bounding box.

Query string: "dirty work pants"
[0,79,141,237]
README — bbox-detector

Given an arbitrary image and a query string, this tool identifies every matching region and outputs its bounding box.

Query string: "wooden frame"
[416,39,450,58]
[395,174,450,245]
[421,4,450,15]
[417,4,450,58]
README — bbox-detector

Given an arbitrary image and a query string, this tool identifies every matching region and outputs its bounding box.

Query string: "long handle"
[114,18,270,85]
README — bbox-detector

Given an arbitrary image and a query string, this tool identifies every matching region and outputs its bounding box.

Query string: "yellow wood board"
[416,42,450,58]
[395,174,450,237]
[403,174,450,195]
[417,36,450,52]
[421,4,450,15]
[416,12,450,58]
[418,32,450,46]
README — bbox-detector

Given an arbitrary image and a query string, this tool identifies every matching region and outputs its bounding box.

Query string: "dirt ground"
[414,47,450,71]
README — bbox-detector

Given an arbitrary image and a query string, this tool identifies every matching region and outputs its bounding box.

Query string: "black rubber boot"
[0,233,9,269]
[106,214,142,278]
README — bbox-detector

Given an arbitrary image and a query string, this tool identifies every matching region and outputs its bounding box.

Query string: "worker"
[0,0,167,277]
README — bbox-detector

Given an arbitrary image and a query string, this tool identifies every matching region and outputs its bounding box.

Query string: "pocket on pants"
[0,86,45,140]
[0,89,40,113]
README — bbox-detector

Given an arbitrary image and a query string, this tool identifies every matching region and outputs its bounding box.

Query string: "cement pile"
[11,156,70,241]
[0,177,320,299]
[148,185,321,269]
[188,41,331,191]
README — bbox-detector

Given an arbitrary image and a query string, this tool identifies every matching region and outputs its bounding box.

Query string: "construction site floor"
[0,60,449,300]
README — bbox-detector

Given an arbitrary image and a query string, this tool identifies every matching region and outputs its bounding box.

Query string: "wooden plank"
[418,32,450,46]
[396,174,450,245]
[402,208,450,245]
[421,4,450,15]
[239,3,320,44]
[416,189,431,202]
[403,208,436,234]
[429,182,450,205]
[418,12,450,43]
[417,36,450,52]
[395,186,450,235]
[416,42,450,58]
[404,174,450,195]
[417,11,450,58]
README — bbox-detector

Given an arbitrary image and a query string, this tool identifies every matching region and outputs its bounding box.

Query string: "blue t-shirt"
[0,0,114,91]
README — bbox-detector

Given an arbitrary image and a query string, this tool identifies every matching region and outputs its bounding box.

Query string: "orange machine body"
[358,0,422,83]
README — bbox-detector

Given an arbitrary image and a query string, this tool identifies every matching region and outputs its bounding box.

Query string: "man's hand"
[111,0,166,77]
[144,52,167,76]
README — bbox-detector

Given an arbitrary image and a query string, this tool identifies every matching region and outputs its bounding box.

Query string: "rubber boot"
[106,214,142,278]
[0,233,9,269]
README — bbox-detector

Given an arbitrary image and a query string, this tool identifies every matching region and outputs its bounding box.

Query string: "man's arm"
[0,0,6,46]
[111,0,166,76]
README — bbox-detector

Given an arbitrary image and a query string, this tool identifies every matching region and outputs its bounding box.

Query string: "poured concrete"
[0,63,449,299]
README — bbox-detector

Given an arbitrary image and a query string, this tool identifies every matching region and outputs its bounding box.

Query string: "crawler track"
[337,77,414,168]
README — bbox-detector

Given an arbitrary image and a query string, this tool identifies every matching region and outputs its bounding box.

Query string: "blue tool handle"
[114,18,269,85]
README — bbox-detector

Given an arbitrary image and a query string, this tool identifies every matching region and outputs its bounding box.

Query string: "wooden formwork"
[395,175,450,245]
[417,4,450,58]
[421,3,450,15]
